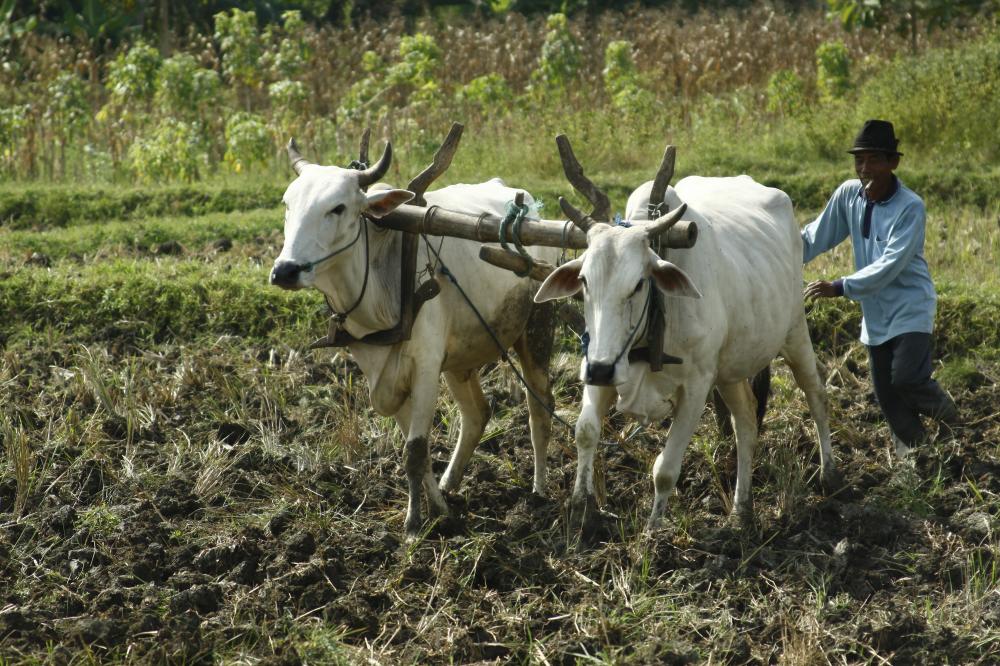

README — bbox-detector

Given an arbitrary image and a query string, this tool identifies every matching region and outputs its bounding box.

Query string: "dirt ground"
[1,337,999,664]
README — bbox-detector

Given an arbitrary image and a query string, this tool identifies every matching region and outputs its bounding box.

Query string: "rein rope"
[314,216,372,329]
[422,236,574,431]
[580,278,653,368]
[314,158,374,331]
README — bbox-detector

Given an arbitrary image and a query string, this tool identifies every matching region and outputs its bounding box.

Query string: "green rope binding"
[498,198,542,277]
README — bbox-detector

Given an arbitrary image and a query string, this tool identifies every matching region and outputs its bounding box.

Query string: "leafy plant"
[269,79,309,138]
[337,33,441,121]
[106,41,162,112]
[530,13,580,96]
[0,104,30,169]
[603,40,654,114]
[766,69,806,117]
[128,118,208,183]
[224,112,271,173]
[336,50,386,122]
[385,33,442,106]
[455,73,513,113]
[214,8,263,93]
[155,53,222,120]
[816,41,851,102]
[263,10,311,80]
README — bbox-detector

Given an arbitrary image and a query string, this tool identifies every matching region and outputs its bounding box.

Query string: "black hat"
[848,119,902,156]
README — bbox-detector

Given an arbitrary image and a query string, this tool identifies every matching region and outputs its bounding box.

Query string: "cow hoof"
[729,503,756,530]
[428,502,450,519]
[820,467,845,496]
[404,514,423,541]
[567,494,602,539]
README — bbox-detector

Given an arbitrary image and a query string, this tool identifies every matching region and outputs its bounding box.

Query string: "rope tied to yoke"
[498,197,543,277]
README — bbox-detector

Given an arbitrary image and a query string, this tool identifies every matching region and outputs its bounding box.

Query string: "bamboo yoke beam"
[375,203,698,251]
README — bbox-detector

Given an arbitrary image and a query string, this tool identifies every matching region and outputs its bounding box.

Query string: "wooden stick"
[376,203,698,249]
[478,246,556,281]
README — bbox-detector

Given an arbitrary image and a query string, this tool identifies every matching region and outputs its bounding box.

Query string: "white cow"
[535,147,838,530]
[271,140,560,538]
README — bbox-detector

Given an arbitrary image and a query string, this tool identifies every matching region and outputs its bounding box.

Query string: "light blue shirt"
[802,178,936,346]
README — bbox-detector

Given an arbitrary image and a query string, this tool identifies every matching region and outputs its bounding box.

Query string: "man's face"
[853,151,899,191]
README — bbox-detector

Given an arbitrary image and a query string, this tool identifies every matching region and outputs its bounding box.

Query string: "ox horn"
[287,138,311,175]
[356,141,393,189]
[559,196,603,233]
[556,134,611,222]
[648,144,676,215]
[644,203,688,239]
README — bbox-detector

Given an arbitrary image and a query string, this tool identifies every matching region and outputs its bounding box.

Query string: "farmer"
[801,119,959,457]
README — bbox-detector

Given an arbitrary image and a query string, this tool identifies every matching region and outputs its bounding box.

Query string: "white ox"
[271,141,559,538]
[535,157,838,530]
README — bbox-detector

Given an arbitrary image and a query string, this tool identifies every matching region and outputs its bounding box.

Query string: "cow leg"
[573,384,617,524]
[781,317,840,490]
[647,378,713,531]
[397,377,449,539]
[716,380,759,523]
[439,369,490,493]
[513,329,554,496]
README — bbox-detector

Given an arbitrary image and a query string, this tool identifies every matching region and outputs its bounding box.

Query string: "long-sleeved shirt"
[801,177,936,346]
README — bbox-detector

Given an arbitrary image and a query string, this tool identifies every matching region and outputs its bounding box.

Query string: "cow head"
[533,136,700,386]
[270,139,413,290]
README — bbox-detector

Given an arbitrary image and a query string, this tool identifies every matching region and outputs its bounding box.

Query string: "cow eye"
[328,204,346,216]
[579,275,588,290]
[633,280,644,295]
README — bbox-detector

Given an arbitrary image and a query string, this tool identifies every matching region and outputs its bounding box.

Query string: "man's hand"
[804,280,838,300]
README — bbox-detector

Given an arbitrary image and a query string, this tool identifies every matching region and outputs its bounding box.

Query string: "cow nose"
[270,261,303,288]
[585,362,615,386]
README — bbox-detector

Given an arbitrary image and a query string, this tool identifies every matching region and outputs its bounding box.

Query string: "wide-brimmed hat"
[848,119,903,156]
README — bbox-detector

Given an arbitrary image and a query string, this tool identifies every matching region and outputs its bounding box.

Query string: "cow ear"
[364,189,414,218]
[651,259,701,299]
[534,258,584,303]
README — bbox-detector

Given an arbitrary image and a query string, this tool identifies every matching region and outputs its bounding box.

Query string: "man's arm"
[802,183,851,265]
[841,202,925,299]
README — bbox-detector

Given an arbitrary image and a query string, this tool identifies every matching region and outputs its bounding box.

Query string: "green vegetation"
[0,259,320,346]
[3,6,998,184]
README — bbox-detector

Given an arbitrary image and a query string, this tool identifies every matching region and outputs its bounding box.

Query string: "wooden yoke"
[392,122,465,339]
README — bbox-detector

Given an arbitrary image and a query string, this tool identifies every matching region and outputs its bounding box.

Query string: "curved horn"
[556,134,611,222]
[287,138,311,175]
[648,144,676,214]
[559,196,601,233]
[644,203,688,239]
[356,141,392,188]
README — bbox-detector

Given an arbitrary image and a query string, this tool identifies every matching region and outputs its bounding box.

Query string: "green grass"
[0,207,282,261]
[0,181,283,230]
[0,258,322,346]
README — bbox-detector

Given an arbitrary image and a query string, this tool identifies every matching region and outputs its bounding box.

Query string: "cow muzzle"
[270,260,307,289]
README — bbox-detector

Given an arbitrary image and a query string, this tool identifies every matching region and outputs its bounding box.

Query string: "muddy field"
[2,320,999,663]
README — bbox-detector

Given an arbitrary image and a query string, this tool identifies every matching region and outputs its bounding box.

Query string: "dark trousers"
[868,332,957,446]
